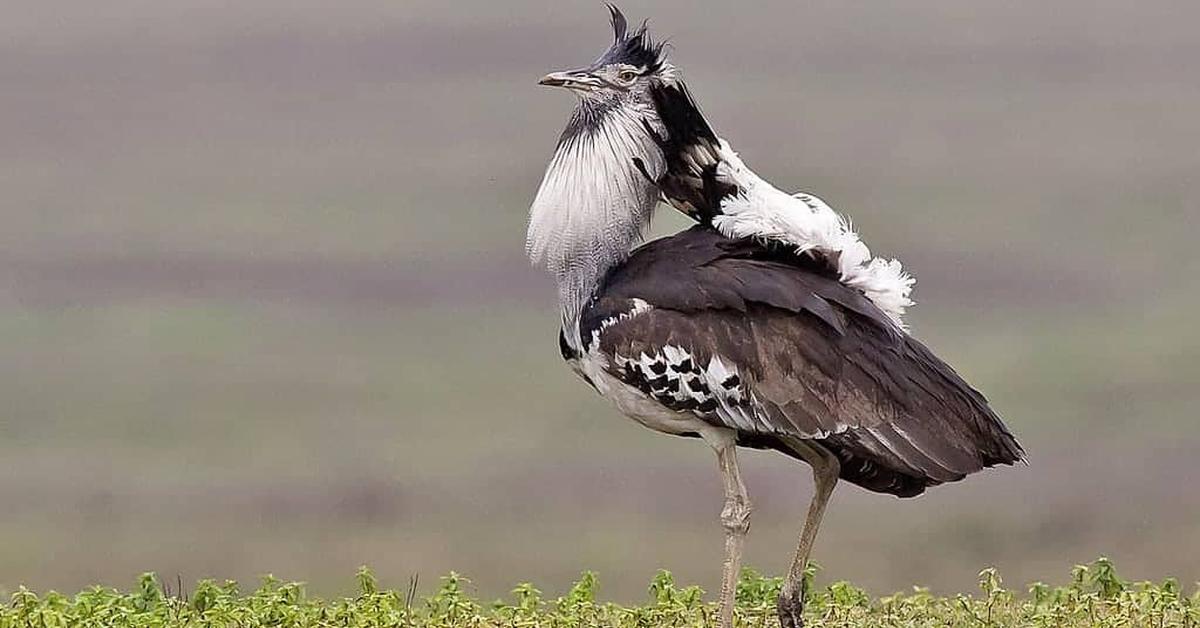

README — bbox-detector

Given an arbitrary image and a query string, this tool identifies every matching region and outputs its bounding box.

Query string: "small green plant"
[1,559,1196,627]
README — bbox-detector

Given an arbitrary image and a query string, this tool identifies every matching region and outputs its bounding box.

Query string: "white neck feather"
[526,101,666,344]
[710,139,916,329]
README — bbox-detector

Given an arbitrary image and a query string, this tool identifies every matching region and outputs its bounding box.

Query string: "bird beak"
[538,70,602,92]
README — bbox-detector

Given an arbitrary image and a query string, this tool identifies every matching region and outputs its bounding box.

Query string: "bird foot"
[777,586,804,628]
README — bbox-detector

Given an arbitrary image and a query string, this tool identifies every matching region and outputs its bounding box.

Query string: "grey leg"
[777,439,840,628]
[714,442,751,628]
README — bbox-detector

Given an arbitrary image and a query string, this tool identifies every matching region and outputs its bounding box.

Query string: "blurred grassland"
[2,0,1199,603]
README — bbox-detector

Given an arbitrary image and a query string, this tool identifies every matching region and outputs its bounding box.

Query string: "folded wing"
[582,227,1024,497]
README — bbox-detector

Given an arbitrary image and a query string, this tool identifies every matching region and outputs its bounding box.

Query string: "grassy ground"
[4,559,1196,627]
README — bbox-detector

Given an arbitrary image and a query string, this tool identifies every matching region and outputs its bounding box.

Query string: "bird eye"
[619,70,638,82]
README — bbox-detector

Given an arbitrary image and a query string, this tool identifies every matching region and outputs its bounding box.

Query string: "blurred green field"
[2,0,1199,603]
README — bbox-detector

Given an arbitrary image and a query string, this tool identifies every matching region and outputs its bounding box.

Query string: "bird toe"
[776,587,805,628]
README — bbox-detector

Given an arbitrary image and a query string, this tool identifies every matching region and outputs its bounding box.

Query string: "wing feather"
[583,226,1024,496]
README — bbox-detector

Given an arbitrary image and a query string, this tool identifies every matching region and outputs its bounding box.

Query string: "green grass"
[4,559,1196,627]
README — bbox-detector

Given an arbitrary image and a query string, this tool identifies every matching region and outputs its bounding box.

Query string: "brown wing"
[581,227,1024,497]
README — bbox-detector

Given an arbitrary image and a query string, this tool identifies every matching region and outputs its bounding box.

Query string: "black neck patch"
[644,82,738,224]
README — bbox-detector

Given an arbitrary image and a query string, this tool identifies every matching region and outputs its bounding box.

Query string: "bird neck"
[526,97,666,347]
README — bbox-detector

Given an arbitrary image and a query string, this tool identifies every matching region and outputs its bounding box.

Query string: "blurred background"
[2,0,1198,602]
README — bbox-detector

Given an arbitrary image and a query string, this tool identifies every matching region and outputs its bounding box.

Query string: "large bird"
[526,7,1024,627]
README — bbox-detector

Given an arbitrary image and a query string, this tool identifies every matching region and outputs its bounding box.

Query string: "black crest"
[598,4,667,72]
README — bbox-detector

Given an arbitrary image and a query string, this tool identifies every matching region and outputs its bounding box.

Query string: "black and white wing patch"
[610,344,763,429]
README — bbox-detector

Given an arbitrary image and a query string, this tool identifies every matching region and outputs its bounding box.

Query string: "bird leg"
[778,439,840,628]
[714,442,751,628]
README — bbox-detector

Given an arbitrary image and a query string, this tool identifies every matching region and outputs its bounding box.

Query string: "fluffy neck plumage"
[526,96,665,345]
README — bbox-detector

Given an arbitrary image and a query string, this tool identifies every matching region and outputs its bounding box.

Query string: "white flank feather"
[710,140,915,329]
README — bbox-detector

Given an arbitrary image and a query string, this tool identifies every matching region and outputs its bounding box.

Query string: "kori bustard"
[526,7,1024,627]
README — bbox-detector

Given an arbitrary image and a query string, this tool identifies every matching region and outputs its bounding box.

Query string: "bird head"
[538,4,674,101]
